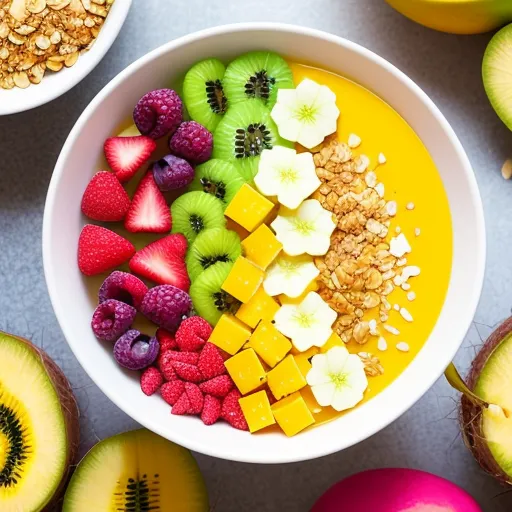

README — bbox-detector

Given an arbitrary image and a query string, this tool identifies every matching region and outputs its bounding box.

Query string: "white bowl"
[43,23,486,464]
[0,0,132,116]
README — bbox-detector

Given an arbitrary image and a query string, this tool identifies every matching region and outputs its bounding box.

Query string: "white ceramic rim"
[0,0,132,116]
[43,22,486,463]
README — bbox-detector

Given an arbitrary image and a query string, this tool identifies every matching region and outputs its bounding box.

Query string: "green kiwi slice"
[183,58,228,132]
[223,51,294,108]
[213,101,293,182]
[189,261,240,326]
[171,191,225,244]
[189,159,246,204]
[186,227,242,281]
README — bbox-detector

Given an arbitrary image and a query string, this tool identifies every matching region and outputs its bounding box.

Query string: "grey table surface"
[1,1,512,511]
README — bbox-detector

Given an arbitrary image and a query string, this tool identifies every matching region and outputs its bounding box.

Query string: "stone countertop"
[1,1,511,510]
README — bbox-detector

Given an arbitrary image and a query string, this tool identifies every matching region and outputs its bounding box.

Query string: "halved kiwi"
[0,331,79,511]
[213,101,293,182]
[189,261,240,326]
[223,51,294,108]
[63,428,208,511]
[171,191,225,244]
[183,58,228,132]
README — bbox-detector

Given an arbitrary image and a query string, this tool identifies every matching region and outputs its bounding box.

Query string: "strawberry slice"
[129,234,190,291]
[104,135,157,183]
[124,172,172,233]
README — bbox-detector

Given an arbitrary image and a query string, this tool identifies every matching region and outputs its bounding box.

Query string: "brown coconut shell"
[460,317,512,486]
[1,332,80,511]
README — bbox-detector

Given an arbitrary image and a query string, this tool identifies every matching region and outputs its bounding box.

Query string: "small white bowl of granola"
[0,0,132,116]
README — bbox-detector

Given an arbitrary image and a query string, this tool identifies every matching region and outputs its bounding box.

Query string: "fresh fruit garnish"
[246,320,292,367]
[197,342,227,380]
[172,361,203,383]
[221,256,265,303]
[152,154,195,191]
[161,380,185,405]
[241,224,283,270]
[222,51,294,108]
[225,348,267,395]
[78,224,135,276]
[133,88,183,139]
[81,171,131,221]
[140,366,163,396]
[271,199,336,256]
[306,346,368,411]
[274,291,337,352]
[156,328,178,351]
[236,287,280,329]
[201,394,222,425]
[169,120,213,164]
[263,253,320,298]
[129,234,190,291]
[199,375,235,398]
[266,355,306,400]
[104,135,157,183]
[271,392,315,437]
[183,58,227,132]
[91,299,136,342]
[271,78,340,149]
[98,271,148,309]
[221,388,249,430]
[239,390,276,433]
[125,172,172,233]
[254,146,321,209]
[117,124,141,137]
[175,316,212,352]
[209,313,252,355]
[113,330,159,370]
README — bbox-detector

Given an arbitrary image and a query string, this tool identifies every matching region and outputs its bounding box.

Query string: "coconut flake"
[377,337,388,351]
[375,183,385,197]
[407,291,416,301]
[365,171,377,188]
[396,342,410,352]
[384,325,400,335]
[390,233,411,258]
[400,307,413,322]
[378,153,387,165]
[386,201,397,217]
[348,133,361,148]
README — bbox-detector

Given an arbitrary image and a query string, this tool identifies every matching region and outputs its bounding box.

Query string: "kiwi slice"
[186,227,242,281]
[0,332,79,511]
[223,51,294,108]
[63,428,208,511]
[189,159,246,204]
[189,261,240,325]
[183,58,228,132]
[171,191,225,244]
[213,101,293,182]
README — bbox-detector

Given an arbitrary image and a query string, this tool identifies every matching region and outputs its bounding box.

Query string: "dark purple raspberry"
[98,271,148,310]
[91,299,136,342]
[152,154,195,191]
[133,89,183,140]
[140,285,192,332]
[168,121,213,164]
[114,329,159,370]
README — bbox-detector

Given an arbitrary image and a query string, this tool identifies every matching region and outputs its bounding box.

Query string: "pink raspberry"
[199,375,234,397]
[156,328,178,351]
[201,394,221,426]
[172,361,203,383]
[99,271,148,310]
[197,343,226,380]
[152,155,195,192]
[161,380,185,405]
[133,89,183,140]
[221,389,249,431]
[176,316,212,352]
[162,350,199,365]
[168,121,213,164]
[140,367,163,396]
[91,299,136,342]
[184,382,204,415]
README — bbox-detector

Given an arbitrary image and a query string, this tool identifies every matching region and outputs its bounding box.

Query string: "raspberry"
[156,328,178,351]
[140,367,163,396]
[91,299,136,342]
[171,391,191,415]
[184,383,204,415]
[113,330,159,370]
[161,380,185,406]
[201,394,221,426]
[199,375,234,397]
[197,343,226,380]
[176,316,212,352]
[99,271,148,309]
[172,361,203,383]
[168,121,213,164]
[140,285,192,332]
[133,89,183,139]
[152,155,195,192]
[221,389,249,431]
[162,350,199,365]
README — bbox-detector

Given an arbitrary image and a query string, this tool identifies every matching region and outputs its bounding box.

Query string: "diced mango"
[248,320,292,368]
[225,184,275,232]
[226,217,250,241]
[209,313,252,355]
[242,224,283,270]
[225,348,267,395]
[222,257,265,303]
[320,332,344,353]
[238,390,276,433]
[293,347,320,377]
[236,286,280,329]
[267,355,307,400]
[271,392,315,437]
[278,279,319,305]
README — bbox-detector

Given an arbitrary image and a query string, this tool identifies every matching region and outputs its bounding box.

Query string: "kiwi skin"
[460,317,512,485]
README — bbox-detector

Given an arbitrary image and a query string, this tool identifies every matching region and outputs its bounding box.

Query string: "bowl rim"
[43,22,486,463]
[0,0,133,116]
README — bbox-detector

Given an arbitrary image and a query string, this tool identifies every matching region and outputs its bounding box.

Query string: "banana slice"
[254,146,321,209]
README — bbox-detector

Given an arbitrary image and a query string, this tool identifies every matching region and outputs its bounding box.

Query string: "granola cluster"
[0,0,113,89]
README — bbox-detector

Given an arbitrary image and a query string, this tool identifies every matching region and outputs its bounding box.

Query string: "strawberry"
[140,367,163,396]
[125,172,172,233]
[198,343,226,380]
[104,135,157,183]
[184,383,204,415]
[201,394,221,425]
[78,225,135,276]
[221,389,249,431]
[81,171,131,222]
[129,234,190,291]
[161,380,185,405]
[199,375,234,397]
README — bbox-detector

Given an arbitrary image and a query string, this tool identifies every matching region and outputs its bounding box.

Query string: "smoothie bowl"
[43,23,485,463]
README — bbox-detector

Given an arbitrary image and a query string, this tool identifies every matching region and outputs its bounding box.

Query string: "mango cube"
[225,184,275,232]
[248,320,292,368]
[242,224,283,270]
[238,390,276,433]
[236,286,280,329]
[225,348,267,395]
[320,332,344,353]
[271,392,315,437]
[209,314,251,355]
[267,355,307,400]
[222,257,264,303]
[294,347,320,377]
